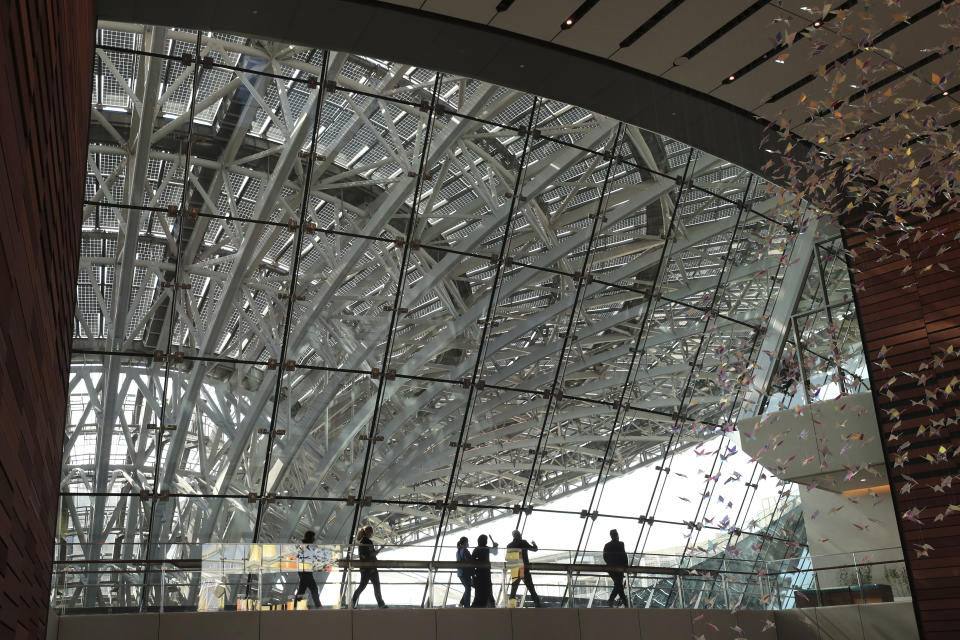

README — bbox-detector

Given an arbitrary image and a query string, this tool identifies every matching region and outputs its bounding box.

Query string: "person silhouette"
[294,531,322,608]
[456,536,473,607]
[470,534,499,607]
[351,526,387,608]
[603,529,629,607]
[507,530,541,607]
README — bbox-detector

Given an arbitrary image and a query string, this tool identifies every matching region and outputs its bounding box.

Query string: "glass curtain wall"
[60,21,823,610]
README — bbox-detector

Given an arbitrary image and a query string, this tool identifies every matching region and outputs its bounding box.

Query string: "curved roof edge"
[96,0,800,184]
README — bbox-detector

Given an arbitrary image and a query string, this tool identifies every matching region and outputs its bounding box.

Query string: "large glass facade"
[58,21,867,610]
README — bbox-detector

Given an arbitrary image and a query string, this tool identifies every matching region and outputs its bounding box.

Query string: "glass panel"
[683,320,757,424]
[505,142,613,270]
[149,496,257,555]
[629,299,709,415]
[261,370,375,511]
[559,280,641,403]
[437,74,535,128]
[533,97,618,152]
[750,178,805,226]
[477,270,578,390]
[448,387,546,514]
[64,357,164,493]
[582,426,667,526]
[55,493,151,563]
[259,498,354,546]
[289,237,399,370]
[639,522,694,565]
[318,88,427,201]
[155,361,277,496]
[385,247,496,377]
[170,219,299,357]
[185,72,315,221]
[415,108,522,254]
[719,211,793,324]
[74,204,177,346]
[355,379,470,543]
[589,151,675,288]
[661,192,741,311]
[689,152,752,205]
[519,396,617,518]
[580,515,644,558]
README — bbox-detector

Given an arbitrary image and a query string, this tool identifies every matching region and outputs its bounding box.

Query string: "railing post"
[442,571,451,608]
[757,571,766,609]
[257,568,263,611]
[160,566,165,613]
[773,573,783,610]
[567,570,573,608]
[426,562,434,608]
[500,562,507,607]
[675,574,684,608]
[625,571,632,608]
[722,573,730,609]
[852,553,864,603]
[60,569,66,615]
[346,564,352,609]
[812,566,823,607]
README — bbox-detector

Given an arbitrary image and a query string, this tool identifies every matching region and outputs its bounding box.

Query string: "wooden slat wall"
[0,1,94,638]
[843,209,960,639]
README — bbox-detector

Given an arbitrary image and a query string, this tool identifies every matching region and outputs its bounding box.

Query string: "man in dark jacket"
[602,529,629,607]
[470,534,498,607]
[507,529,542,607]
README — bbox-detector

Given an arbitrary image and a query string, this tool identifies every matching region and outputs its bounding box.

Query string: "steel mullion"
[571,149,696,570]
[138,31,203,611]
[346,74,443,540]
[632,174,754,572]
[423,97,540,566]
[681,230,798,568]
[250,52,330,542]
[565,164,691,565]
[515,123,625,522]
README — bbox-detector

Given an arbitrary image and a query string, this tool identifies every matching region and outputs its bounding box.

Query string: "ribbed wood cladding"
[843,207,960,639]
[0,1,94,637]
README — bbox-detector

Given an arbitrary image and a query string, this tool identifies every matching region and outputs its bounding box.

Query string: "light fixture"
[944,91,950,96]
[561,0,600,30]
[728,75,736,81]
[813,20,821,27]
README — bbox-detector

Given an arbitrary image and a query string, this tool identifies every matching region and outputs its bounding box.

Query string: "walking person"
[455,536,473,607]
[470,534,499,608]
[603,529,629,607]
[351,526,388,608]
[507,530,542,607]
[295,530,322,608]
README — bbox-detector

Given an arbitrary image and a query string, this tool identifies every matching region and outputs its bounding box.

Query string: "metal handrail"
[50,557,903,578]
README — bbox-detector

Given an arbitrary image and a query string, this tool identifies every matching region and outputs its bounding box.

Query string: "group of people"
[294,527,632,610]
[456,528,630,609]
[455,530,543,608]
